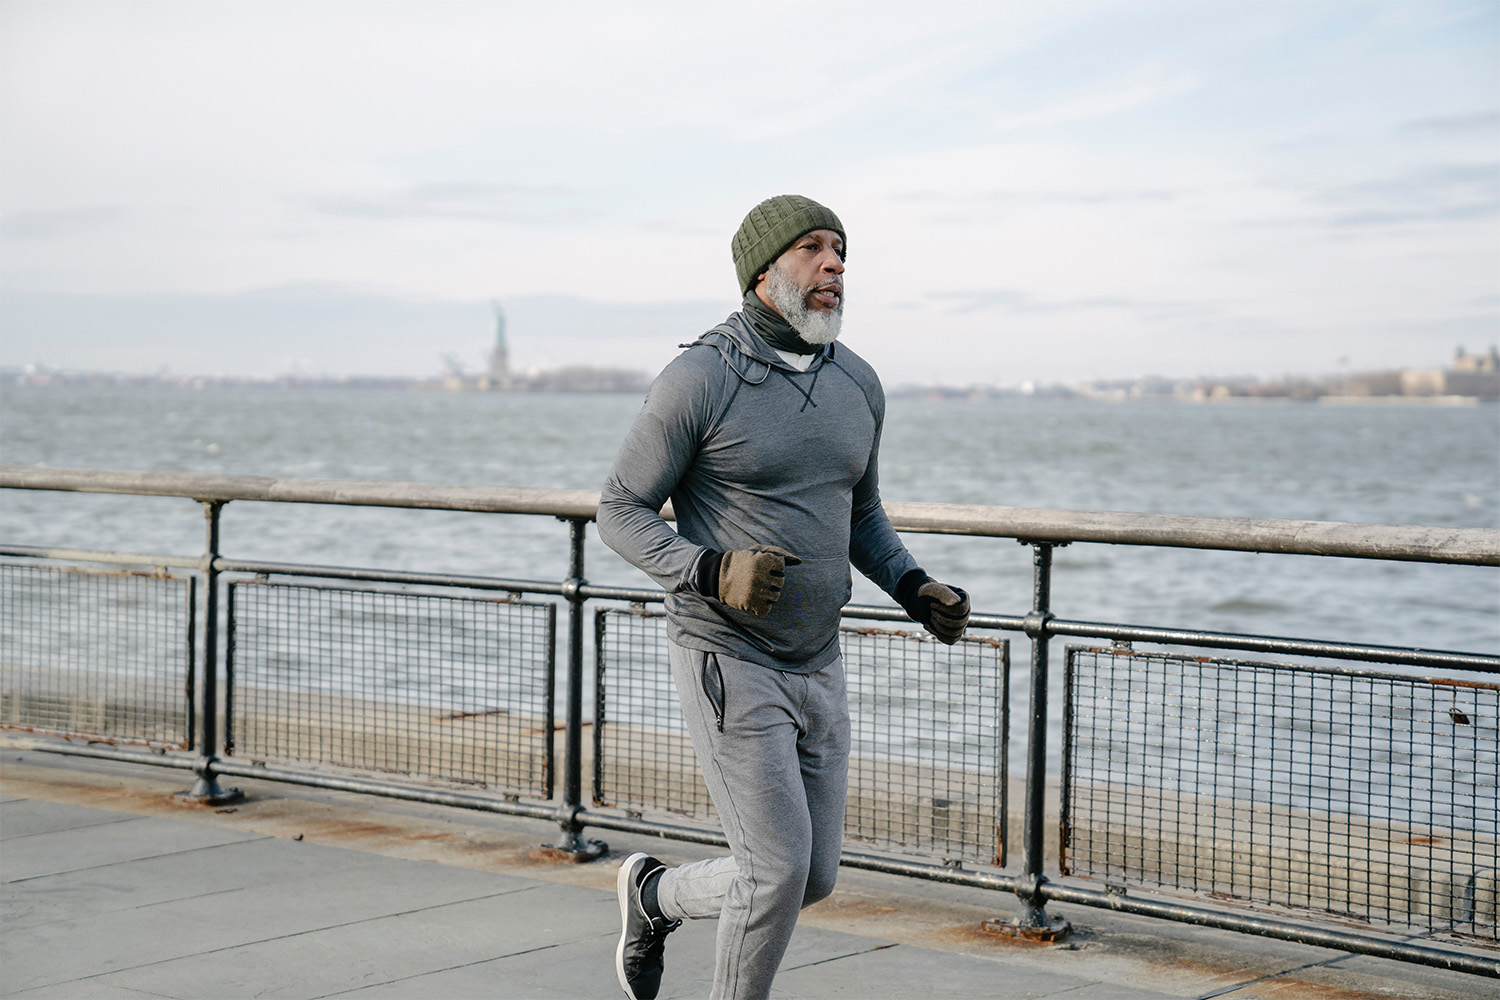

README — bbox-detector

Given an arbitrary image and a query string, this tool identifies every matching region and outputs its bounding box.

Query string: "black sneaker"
[615,852,680,1000]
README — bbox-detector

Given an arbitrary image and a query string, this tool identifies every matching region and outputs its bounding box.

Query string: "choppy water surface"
[3,384,1495,652]
[4,384,1497,822]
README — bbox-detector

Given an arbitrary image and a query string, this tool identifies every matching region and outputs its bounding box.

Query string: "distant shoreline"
[6,363,1497,405]
[5,377,1495,406]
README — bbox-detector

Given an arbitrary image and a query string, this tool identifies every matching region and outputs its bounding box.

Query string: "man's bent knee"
[801,867,838,908]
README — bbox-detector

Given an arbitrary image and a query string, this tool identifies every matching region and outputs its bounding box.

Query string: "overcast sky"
[2,0,1496,386]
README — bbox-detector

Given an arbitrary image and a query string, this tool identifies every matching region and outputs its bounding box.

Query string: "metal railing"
[1,465,1496,979]
[1062,647,1499,940]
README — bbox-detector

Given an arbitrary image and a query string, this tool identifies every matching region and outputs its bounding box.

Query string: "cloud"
[0,206,125,239]
[893,187,1176,209]
[1321,163,1500,227]
[0,2,1494,385]
[1396,111,1500,136]
[937,287,1125,313]
[934,286,1216,319]
[731,39,977,141]
[992,73,1195,134]
[312,182,598,225]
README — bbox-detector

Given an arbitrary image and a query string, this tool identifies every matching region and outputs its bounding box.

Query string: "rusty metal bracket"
[540,803,607,862]
[982,874,1071,942]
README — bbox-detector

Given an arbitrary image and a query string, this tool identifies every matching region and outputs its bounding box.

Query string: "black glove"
[897,570,970,644]
[708,545,802,616]
[917,580,970,644]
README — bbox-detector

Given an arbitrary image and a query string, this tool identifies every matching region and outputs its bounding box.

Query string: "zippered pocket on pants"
[701,653,726,733]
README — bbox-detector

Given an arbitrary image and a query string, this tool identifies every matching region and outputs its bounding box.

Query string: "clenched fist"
[916,580,970,644]
[718,545,802,616]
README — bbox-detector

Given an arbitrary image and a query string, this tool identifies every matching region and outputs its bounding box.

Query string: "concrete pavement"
[1,749,1492,999]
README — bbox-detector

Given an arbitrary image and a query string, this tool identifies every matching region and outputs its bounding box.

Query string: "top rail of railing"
[3,465,1497,566]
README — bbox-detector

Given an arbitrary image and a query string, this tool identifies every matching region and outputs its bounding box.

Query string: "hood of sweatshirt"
[689,310,834,385]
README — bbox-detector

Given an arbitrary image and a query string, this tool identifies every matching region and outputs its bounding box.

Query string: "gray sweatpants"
[655,642,851,1000]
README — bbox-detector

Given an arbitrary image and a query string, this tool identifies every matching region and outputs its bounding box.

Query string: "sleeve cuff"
[895,568,931,622]
[694,549,724,599]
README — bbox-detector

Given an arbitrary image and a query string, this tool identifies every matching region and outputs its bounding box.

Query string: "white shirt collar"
[774,348,817,372]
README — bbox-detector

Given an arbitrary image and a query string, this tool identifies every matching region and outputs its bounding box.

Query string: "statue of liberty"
[486,301,513,390]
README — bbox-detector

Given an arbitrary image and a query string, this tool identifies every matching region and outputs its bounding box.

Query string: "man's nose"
[820,248,845,274]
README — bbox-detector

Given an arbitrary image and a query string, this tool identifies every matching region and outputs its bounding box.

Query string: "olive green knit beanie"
[731,195,845,293]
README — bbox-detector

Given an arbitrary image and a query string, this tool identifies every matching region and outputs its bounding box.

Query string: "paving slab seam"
[0,812,140,840]
[8,880,255,933]
[3,833,280,884]
[1188,945,1411,1000]
[778,939,899,975]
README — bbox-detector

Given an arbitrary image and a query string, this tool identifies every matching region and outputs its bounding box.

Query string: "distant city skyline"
[2,1,1496,386]
[10,340,1494,400]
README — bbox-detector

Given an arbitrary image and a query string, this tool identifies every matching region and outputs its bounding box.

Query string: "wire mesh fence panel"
[0,561,194,747]
[1063,645,1500,944]
[593,607,710,820]
[843,627,1008,866]
[228,580,555,799]
[595,608,1008,866]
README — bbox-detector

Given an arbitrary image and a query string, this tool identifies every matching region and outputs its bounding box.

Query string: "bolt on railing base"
[538,805,608,862]
[534,839,609,869]
[177,758,243,806]
[981,910,1071,943]
[536,831,608,863]
[177,779,244,807]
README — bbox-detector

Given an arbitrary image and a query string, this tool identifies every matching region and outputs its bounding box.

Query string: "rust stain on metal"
[939,921,1071,951]
[844,624,1002,648]
[434,708,510,721]
[0,725,188,752]
[1429,676,1499,693]
[979,916,1071,944]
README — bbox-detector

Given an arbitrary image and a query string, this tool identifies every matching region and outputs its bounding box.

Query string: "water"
[3,384,1496,653]
[3,384,1497,834]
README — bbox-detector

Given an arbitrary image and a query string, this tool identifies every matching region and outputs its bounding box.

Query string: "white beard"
[765,261,843,346]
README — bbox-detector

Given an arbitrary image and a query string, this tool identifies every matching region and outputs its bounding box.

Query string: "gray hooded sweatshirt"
[598,311,920,673]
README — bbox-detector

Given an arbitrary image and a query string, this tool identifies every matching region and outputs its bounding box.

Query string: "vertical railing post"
[986,540,1069,940]
[547,517,606,859]
[180,499,242,805]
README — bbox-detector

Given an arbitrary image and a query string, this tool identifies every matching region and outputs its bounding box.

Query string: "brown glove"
[718,545,801,616]
[916,580,970,644]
